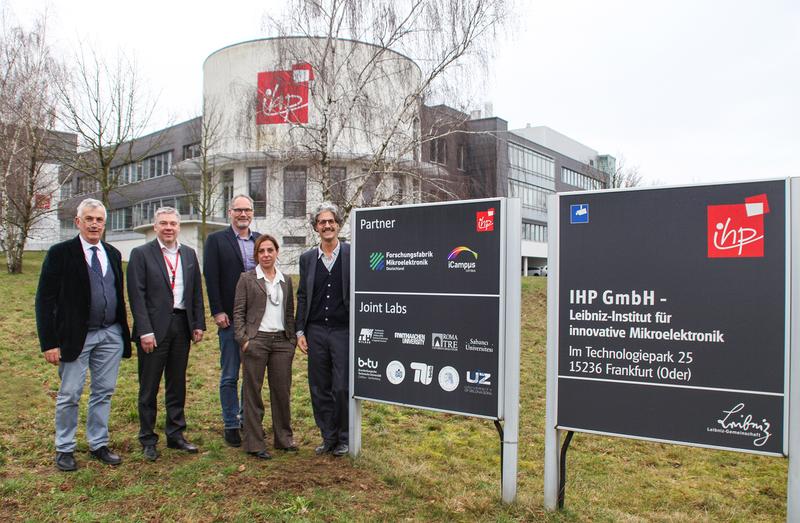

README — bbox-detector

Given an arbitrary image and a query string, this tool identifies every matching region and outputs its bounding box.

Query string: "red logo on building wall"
[476,208,495,232]
[34,194,51,210]
[256,63,314,125]
[707,194,769,258]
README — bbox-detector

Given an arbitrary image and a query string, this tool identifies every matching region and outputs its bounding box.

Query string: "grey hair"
[76,198,106,219]
[228,194,254,210]
[309,202,343,228]
[154,206,180,222]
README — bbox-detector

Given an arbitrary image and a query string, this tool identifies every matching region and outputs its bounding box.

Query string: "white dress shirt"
[158,239,185,310]
[317,240,341,272]
[79,235,108,276]
[256,265,285,333]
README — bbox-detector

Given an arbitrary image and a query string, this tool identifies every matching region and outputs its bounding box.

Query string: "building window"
[508,179,550,212]
[457,144,465,171]
[220,170,234,216]
[522,222,548,242]
[430,138,446,165]
[562,167,603,191]
[60,181,72,201]
[282,236,306,246]
[508,142,554,191]
[77,176,98,195]
[329,167,346,208]
[109,207,133,231]
[183,142,201,160]
[393,174,406,203]
[248,167,267,217]
[283,167,307,217]
[361,170,379,206]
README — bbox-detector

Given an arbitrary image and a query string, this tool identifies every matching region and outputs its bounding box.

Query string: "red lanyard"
[163,249,180,290]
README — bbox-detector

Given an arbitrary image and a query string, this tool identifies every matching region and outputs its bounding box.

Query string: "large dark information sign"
[556,180,788,455]
[353,199,505,418]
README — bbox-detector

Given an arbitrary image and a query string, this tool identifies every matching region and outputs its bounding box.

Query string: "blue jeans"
[55,324,123,452]
[218,326,242,429]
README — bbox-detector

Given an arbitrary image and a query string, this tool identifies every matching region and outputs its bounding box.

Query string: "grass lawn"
[0,252,788,521]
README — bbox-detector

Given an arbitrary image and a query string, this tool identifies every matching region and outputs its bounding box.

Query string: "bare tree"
[255,0,510,223]
[54,45,160,221]
[173,99,227,245]
[608,155,644,189]
[0,12,68,274]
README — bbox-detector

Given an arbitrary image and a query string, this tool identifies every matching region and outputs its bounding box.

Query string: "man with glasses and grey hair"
[296,202,351,457]
[204,194,261,447]
[127,207,205,461]
[35,198,132,471]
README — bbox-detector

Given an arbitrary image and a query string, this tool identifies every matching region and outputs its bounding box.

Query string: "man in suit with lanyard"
[127,206,205,460]
[296,202,351,457]
[35,198,132,471]
[204,195,261,446]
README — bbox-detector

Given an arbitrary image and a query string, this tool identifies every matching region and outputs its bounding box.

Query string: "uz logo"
[358,358,378,369]
[410,362,434,385]
[466,371,491,385]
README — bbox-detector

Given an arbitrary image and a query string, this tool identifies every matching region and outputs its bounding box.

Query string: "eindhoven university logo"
[369,252,385,271]
[707,194,768,258]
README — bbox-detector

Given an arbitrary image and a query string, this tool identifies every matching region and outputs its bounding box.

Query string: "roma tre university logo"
[707,194,768,258]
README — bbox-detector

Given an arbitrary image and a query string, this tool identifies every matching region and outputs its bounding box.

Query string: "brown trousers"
[241,332,295,452]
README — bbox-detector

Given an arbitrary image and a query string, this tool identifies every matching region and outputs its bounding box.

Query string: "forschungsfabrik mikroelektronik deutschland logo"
[369,251,385,270]
[447,246,477,272]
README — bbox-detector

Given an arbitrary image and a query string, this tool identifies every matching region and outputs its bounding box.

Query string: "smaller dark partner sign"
[352,199,505,418]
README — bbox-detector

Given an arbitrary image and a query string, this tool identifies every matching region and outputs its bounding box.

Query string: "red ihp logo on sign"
[476,208,495,232]
[707,194,768,258]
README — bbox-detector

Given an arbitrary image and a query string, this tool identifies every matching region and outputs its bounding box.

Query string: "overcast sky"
[8,0,800,185]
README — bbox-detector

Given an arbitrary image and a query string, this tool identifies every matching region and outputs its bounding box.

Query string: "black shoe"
[55,452,77,472]
[278,445,299,452]
[332,443,349,457]
[167,436,199,453]
[90,446,122,466]
[223,428,241,447]
[315,441,335,455]
[248,450,272,460]
[142,444,159,461]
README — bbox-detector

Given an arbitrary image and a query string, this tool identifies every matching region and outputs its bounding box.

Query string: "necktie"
[90,246,102,275]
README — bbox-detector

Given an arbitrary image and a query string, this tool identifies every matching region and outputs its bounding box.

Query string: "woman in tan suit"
[233,234,297,459]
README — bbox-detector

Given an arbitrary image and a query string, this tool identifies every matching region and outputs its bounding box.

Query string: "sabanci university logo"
[707,194,768,258]
[369,252,385,270]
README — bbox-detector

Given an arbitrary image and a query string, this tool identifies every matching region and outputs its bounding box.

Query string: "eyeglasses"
[231,208,253,214]
[317,219,336,226]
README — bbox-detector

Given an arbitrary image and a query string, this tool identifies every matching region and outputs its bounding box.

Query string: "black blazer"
[35,235,132,362]
[126,240,206,345]
[295,242,350,334]
[203,226,261,320]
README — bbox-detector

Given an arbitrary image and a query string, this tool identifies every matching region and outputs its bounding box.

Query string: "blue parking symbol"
[570,204,589,224]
